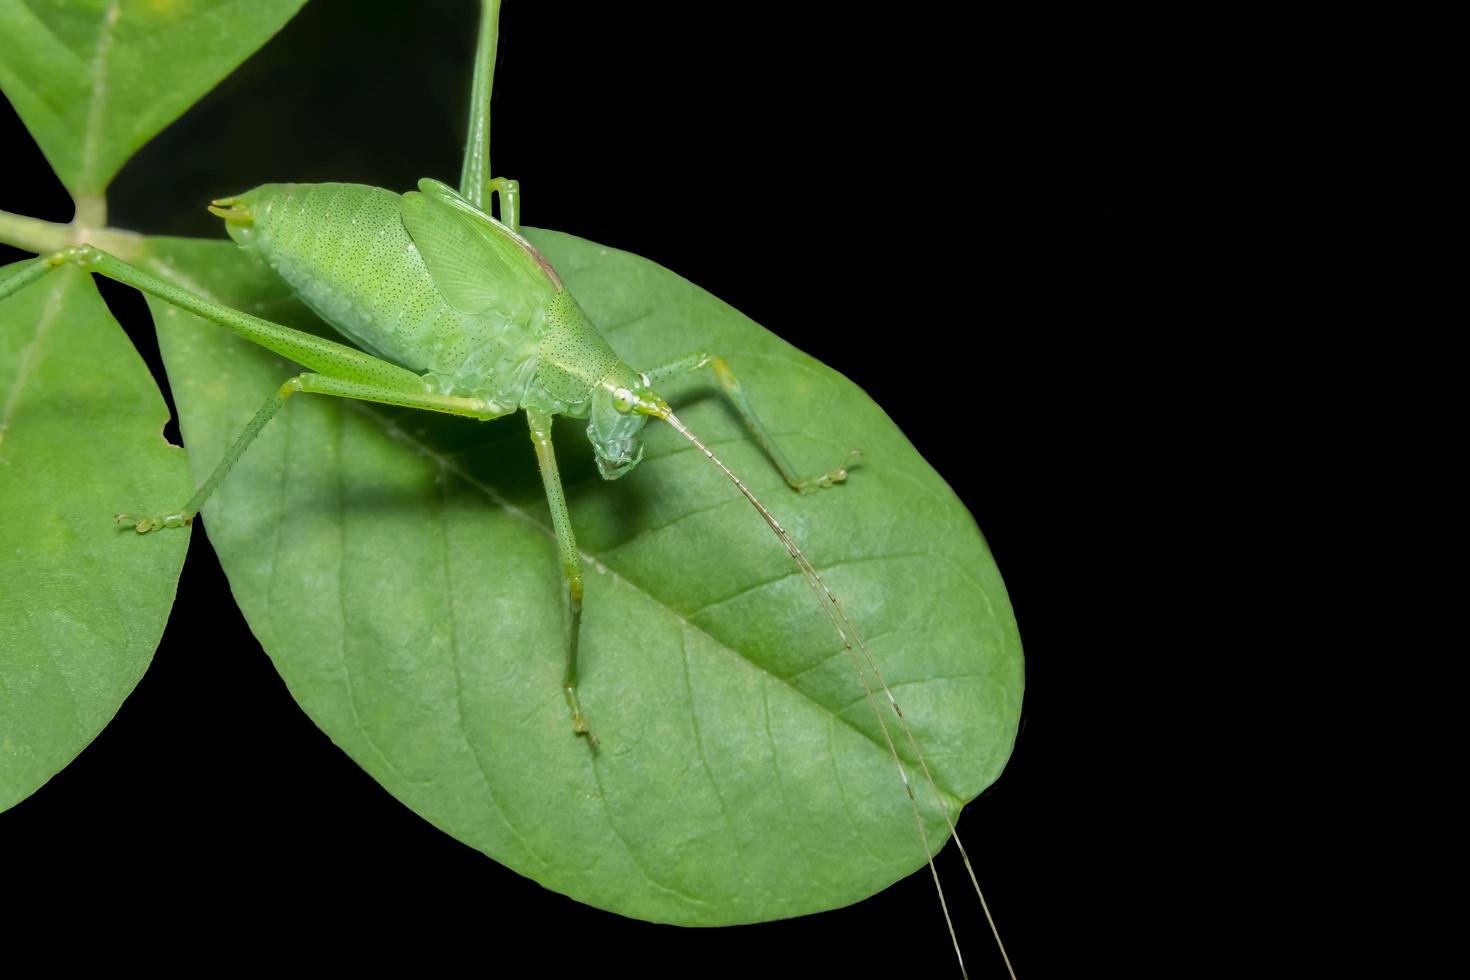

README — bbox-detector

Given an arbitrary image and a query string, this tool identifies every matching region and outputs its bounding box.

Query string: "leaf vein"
[678,626,749,879]
[760,673,808,892]
[684,551,963,622]
[332,412,425,785]
[826,715,888,866]
[440,480,547,868]
[588,738,707,907]
[0,267,67,460]
[77,0,121,197]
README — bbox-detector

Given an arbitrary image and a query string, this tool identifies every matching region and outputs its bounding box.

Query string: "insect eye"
[611,388,636,414]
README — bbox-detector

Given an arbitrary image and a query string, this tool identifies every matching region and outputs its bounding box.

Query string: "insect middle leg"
[120,373,510,531]
[642,352,860,493]
[525,408,596,745]
[487,177,520,231]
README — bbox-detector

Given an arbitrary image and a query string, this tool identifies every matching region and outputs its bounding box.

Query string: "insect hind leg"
[642,351,860,493]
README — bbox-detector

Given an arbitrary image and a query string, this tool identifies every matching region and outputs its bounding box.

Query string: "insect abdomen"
[223,182,542,405]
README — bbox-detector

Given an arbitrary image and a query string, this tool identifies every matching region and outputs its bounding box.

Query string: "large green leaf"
[0,260,191,810]
[143,233,1022,924]
[0,0,306,202]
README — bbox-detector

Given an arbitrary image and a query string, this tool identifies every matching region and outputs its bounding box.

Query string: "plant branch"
[0,210,71,255]
[0,208,145,261]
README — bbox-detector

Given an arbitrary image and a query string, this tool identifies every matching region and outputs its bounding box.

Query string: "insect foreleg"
[642,351,860,493]
[526,407,595,746]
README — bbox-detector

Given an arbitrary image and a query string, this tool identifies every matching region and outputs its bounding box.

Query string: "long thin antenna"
[659,410,1016,980]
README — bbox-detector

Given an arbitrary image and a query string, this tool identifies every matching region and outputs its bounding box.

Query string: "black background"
[1,1,1210,974]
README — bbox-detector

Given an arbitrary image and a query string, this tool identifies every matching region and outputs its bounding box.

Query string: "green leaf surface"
[143,233,1023,924]
[0,0,306,201]
[0,259,191,811]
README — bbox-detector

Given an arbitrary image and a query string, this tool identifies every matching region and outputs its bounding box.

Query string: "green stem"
[0,208,144,262]
[73,195,107,230]
[0,209,72,255]
[458,0,503,212]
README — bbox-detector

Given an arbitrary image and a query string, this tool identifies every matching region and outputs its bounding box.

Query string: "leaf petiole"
[0,207,144,261]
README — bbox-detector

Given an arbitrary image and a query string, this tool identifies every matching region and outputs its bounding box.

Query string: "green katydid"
[0,0,1022,974]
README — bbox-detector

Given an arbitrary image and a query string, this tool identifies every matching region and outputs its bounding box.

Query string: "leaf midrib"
[76,0,121,199]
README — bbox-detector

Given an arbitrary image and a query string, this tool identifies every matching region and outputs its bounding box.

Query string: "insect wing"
[399,182,556,322]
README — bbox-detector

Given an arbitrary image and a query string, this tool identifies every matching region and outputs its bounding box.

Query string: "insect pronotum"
[0,0,1023,975]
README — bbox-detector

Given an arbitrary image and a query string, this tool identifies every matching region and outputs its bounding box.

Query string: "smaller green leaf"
[0,0,306,201]
[0,259,191,811]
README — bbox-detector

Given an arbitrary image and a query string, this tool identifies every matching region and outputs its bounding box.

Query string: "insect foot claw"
[572,716,600,750]
[794,449,863,494]
[565,686,598,748]
[115,512,191,534]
